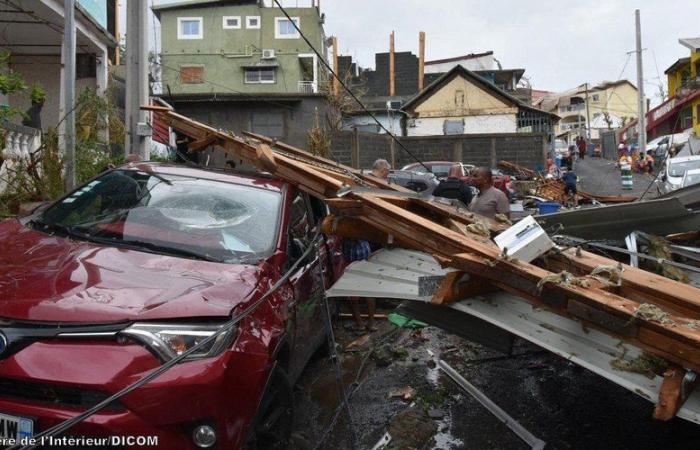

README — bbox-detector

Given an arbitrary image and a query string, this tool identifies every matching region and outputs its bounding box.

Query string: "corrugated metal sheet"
[328,248,700,424]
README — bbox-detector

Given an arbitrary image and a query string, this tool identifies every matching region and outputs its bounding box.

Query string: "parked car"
[0,163,344,449]
[401,161,514,199]
[681,168,700,189]
[388,169,440,194]
[661,155,700,193]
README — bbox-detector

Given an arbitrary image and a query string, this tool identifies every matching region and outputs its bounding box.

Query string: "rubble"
[147,106,700,422]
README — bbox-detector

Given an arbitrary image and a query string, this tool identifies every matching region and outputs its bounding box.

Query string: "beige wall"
[412,76,517,119]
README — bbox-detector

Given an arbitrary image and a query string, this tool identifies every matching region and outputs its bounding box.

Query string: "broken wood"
[147,106,700,376]
[654,365,698,421]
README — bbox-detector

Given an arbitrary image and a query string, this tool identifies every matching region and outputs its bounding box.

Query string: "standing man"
[470,167,510,219]
[577,136,587,160]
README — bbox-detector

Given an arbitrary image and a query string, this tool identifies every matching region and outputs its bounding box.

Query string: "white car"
[662,155,700,193]
[681,168,700,189]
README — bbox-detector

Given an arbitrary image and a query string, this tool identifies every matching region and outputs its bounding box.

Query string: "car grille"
[0,378,124,411]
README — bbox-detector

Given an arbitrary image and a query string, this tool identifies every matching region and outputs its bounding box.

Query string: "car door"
[286,190,325,379]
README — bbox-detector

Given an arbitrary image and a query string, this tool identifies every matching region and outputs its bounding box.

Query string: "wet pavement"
[573,156,660,199]
[290,302,700,450]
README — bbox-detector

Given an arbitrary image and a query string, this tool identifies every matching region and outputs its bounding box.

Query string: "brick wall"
[330,131,547,170]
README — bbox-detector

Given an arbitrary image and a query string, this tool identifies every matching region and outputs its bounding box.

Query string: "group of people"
[618,142,655,175]
[344,159,510,333]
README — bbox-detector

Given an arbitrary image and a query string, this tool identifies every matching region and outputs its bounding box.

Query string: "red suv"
[0,163,343,449]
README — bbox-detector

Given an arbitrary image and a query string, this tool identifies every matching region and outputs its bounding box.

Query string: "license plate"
[0,412,33,441]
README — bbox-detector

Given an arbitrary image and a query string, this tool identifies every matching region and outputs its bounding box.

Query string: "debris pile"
[148,106,700,422]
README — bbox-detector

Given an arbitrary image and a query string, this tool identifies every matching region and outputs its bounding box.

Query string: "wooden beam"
[187,134,218,152]
[418,31,425,91]
[654,365,698,421]
[332,36,340,96]
[255,143,277,172]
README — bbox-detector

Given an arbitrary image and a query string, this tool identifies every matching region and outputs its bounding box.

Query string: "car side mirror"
[661,174,667,182]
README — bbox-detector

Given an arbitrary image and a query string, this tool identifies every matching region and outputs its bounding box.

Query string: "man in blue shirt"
[561,168,579,208]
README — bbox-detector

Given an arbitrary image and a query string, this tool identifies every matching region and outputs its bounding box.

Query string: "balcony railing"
[558,103,586,113]
[298,81,318,93]
[1,121,42,194]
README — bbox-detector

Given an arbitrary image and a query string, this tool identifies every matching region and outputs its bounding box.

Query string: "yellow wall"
[413,76,517,118]
[693,97,700,136]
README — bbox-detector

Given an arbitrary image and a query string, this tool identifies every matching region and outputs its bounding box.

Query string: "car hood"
[0,219,264,323]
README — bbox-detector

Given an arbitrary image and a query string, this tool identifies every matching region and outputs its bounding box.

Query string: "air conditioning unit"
[261,49,276,60]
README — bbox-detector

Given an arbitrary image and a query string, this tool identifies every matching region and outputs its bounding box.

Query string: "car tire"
[244,366,294,450]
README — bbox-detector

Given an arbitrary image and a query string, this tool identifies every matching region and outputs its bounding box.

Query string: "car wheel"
[245,366,294,450]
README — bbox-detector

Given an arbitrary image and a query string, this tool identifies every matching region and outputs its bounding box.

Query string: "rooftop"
[679,37,700,51]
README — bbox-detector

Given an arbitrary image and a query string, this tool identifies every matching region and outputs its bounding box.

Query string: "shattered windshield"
[668,159,700,178]
[36,170,281,263]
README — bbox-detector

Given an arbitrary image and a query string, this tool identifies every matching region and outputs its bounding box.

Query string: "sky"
[137,0,700,106]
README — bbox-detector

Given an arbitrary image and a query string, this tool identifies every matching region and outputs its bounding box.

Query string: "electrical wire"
[271,0,432,173]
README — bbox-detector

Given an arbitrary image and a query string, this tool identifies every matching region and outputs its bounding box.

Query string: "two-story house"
[152,0,328,151]
[647,37,700,139]
[534,80,639,141]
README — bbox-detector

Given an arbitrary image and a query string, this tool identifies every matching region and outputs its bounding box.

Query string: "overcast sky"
[144,0,700,105]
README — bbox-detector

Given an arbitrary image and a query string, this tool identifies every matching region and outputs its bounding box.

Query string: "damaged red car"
[0,163,343,449]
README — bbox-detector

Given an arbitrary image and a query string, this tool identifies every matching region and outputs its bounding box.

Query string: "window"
[246,16,261,29]
[245,67,276,84]
[252,112,285,138]
[180,66,204,84]
[591,94,600,102]
[222,16,241,29]
[177,17,202,39]
[275,17,300,39]
[444,119,465,135]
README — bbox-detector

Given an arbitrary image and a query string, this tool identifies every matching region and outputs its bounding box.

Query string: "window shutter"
[180,66,204,84]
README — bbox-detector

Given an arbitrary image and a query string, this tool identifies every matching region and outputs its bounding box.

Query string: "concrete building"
[152,0,329,151]
[534,80,639,141]
[0,0,118,132]
[647,37,700,139]
[338,50,535,134]
[401,65,556,137]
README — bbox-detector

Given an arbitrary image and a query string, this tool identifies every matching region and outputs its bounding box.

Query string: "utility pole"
[389,31,395,97]
[635,9,647,153]
[125,0,151,159]
[584,82,591,139]
[62,0,76,190]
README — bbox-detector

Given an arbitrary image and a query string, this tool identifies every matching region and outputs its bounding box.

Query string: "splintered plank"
[553,248,700,319]
[654,365,698,421]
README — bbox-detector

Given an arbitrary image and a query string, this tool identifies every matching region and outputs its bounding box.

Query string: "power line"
[271,0,431,173]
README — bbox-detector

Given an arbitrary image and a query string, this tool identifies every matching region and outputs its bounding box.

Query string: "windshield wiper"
[28,219,76,237]
[67,231,222,263]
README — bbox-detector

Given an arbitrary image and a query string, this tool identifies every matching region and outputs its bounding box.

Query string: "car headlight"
[119,323,236,363]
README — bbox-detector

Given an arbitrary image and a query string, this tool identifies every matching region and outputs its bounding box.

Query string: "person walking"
[577,136,587,160]
[470,167,510,219]
[561,167,579,208]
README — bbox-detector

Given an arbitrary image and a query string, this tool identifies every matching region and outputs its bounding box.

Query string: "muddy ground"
[289,302,700,450]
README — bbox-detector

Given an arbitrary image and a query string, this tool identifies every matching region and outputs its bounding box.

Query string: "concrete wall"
[8,55,97,132]
[407,115,517,136]
[158,4,325,95]
[331,130,547,171]
[171,96,328,165]
[341,113,404,135]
